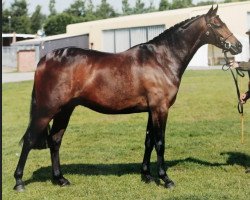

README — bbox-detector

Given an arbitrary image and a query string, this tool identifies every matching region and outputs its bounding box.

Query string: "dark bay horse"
[14,6,242,191]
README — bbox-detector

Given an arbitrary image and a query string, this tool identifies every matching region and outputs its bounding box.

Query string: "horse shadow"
[24,151,250,186]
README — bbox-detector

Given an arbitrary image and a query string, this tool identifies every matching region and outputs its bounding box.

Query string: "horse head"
[204,5,242,55]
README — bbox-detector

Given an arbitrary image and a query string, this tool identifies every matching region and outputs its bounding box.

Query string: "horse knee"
[145,137,153,149]
[24,129,49,150]
[155,140,164,154]
[49,129,65,149]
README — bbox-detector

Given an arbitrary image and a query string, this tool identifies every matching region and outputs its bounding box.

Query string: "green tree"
[84,0,97,21]
[64,0,86,17]
[11,0,28,16]
[30,5,46,34]
[223,0,248,3]
[133,0,145,14]
[2,8,12,32]
[44,13,77,35]
[10,0,31,33]
[133,0,156,14]
[171,0,193,9]
[122,0,133,15]
[145,1,156,13]
[196,1,216,6]
[49,0,57,16]
[159,0,171,11]
[95,0,117,19]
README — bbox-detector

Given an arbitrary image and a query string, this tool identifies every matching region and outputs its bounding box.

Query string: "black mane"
[148,15,203,43]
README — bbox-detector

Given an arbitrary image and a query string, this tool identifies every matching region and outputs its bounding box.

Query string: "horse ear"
[207,5,214,17]
[212,4,218,16]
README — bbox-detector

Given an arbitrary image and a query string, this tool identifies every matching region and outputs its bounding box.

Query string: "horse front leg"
[151,106,175,189]
[141,112,155,183]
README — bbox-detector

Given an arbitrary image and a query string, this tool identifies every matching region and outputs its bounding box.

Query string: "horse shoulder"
[137,58,179,109]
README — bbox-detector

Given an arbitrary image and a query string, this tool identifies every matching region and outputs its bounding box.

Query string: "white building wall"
[188,45,208,67]
[234,35,249,62]
[103,30,115,53]
[103,25,165,53]
[115,29,130,52]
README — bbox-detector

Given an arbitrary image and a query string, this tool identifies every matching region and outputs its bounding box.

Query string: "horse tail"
[19,76,51,149]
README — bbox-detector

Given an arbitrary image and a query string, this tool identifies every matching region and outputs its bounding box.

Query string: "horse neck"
[152,16,207,79]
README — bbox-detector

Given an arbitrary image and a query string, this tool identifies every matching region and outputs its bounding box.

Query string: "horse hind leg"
[13,132,31,192]
[13,116,51,192]
[48,106,74,186]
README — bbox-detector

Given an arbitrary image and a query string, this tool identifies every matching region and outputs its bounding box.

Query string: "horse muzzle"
[228,41,242,55]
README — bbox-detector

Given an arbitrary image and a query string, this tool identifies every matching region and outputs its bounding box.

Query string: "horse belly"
[78,81,148,114]
[81,92,148,114]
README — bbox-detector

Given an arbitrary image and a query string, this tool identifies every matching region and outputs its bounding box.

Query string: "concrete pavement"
[2,68,35,83]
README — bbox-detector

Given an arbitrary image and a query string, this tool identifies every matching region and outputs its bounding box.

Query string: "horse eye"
[212,23,221,28]
[212,19,222,28]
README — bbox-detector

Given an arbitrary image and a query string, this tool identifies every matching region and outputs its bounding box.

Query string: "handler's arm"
[238,62,250,71]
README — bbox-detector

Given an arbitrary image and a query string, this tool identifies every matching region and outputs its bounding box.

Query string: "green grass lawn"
[2,70,250,200]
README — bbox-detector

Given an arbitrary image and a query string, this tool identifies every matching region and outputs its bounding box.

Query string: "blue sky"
[3,0,222,15]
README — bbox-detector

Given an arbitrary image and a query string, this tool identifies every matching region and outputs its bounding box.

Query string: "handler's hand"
[240,93,247,104]
[229,61,239,69]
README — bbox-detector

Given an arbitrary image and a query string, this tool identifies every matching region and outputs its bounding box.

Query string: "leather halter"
[205,16,234,50]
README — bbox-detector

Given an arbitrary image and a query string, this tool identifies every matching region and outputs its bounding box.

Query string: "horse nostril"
[225,42,230,49]
[237,42,242,50]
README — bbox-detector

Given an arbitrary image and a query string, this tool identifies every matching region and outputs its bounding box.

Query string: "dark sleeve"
[246,90,250,100]
[238,62,250,71]
[246,90,250,99]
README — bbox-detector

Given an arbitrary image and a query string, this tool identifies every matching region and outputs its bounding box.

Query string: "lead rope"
[240,76,244,144]
[222,51,245,143]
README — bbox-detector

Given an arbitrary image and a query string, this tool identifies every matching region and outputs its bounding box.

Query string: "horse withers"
[13,6,242,191]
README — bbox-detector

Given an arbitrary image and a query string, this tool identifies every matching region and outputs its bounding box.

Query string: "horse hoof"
[60,179,70,187]
[54,177,70,187]
[141,174,154,183]
[13,184,25,192]
[165,180,175,189]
